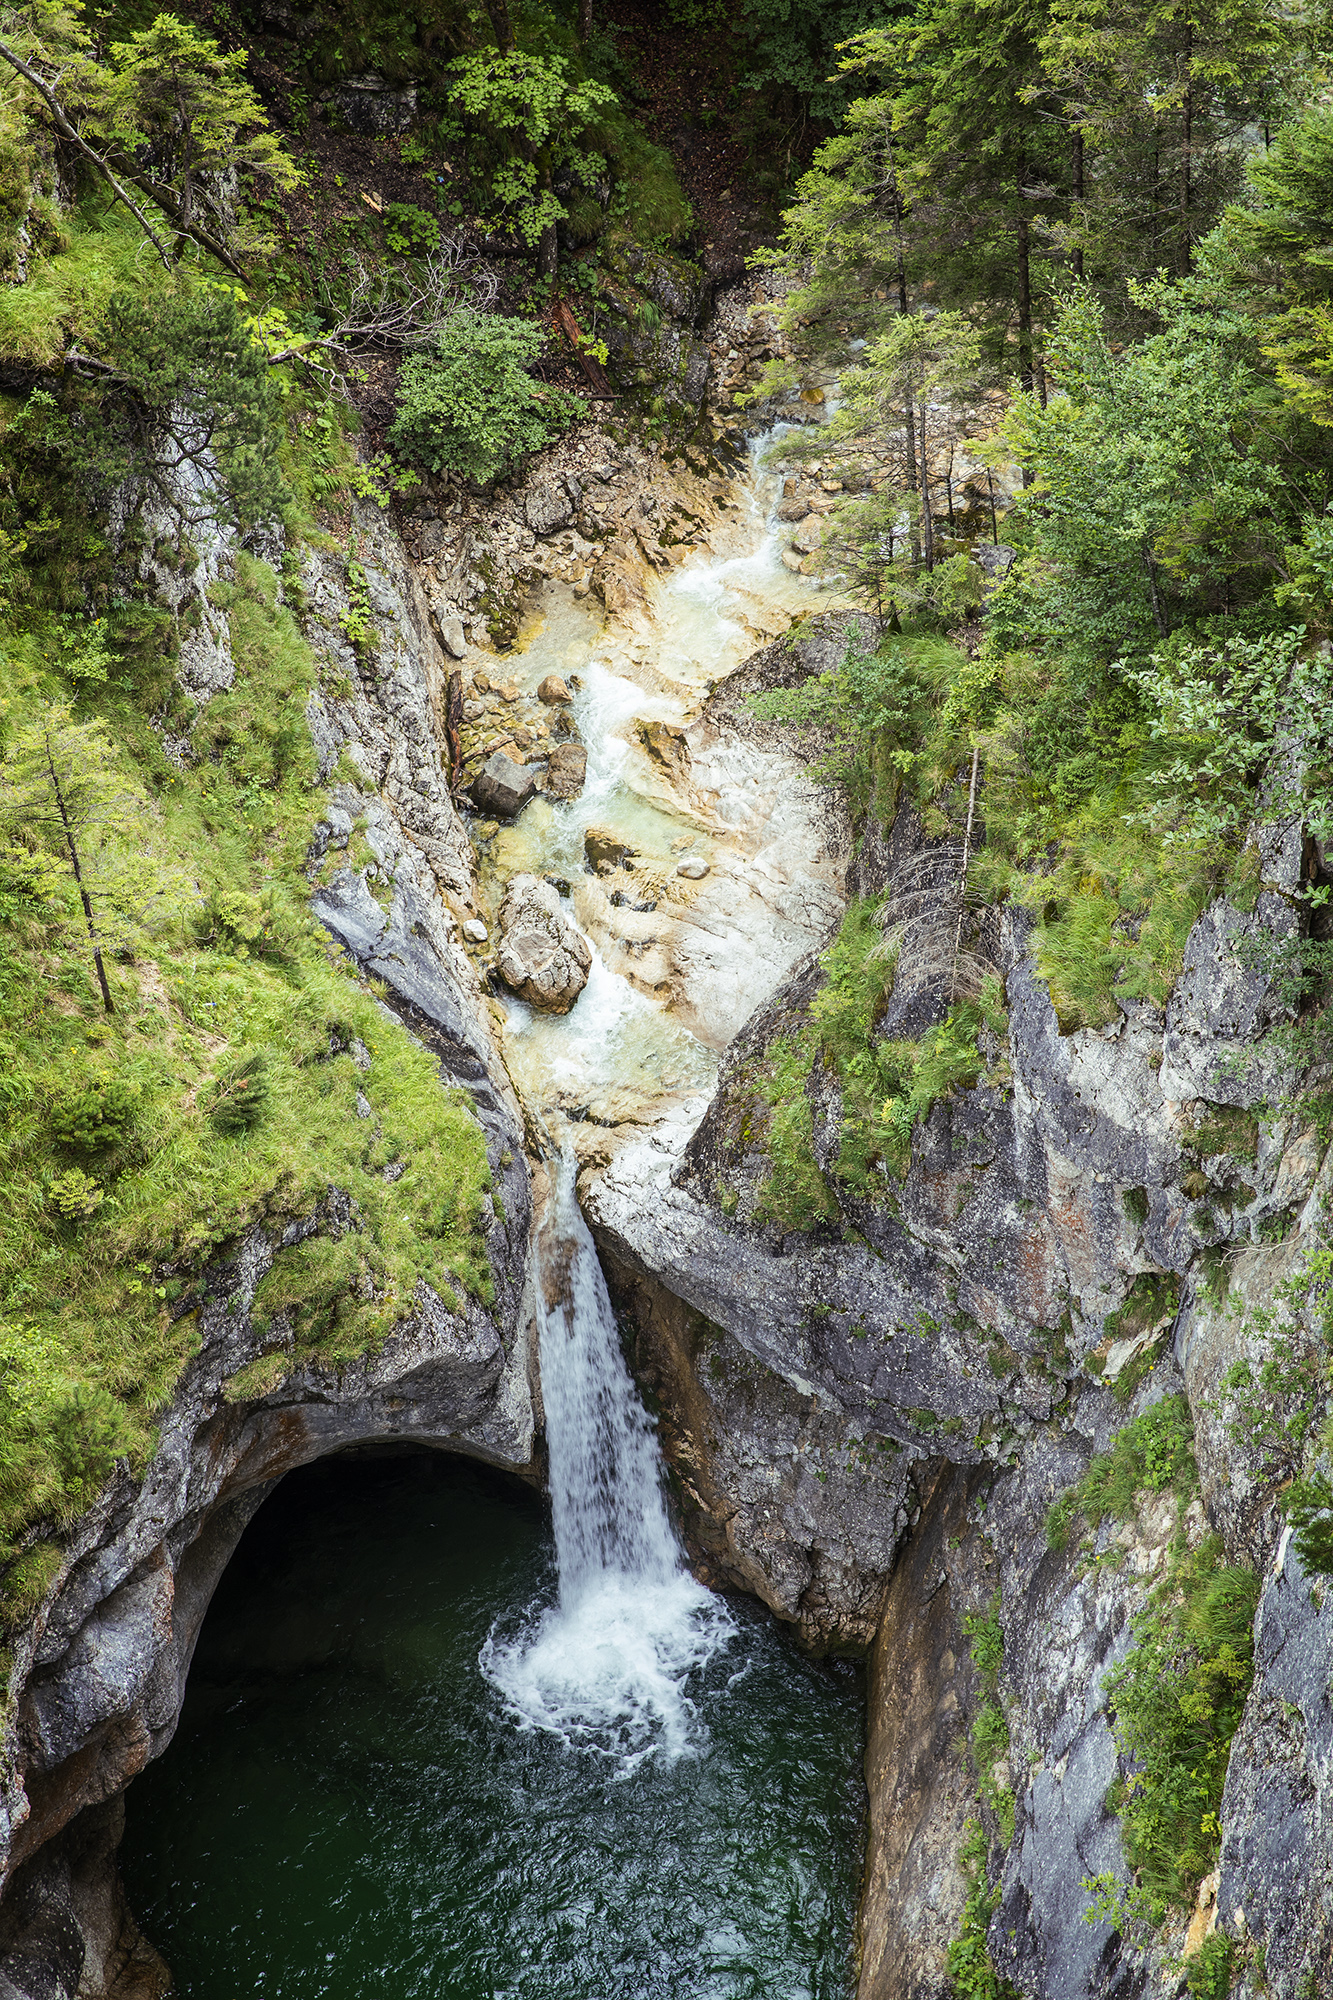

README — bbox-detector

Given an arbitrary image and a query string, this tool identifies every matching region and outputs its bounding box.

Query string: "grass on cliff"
[1046,1401,1259,1922]
[751,625,1263,1036]
[746,895,1009,1229]
[0,552,493,1632]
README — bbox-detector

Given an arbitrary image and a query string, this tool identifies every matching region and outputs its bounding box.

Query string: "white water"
[482,1155,735,1772]
[482,427,833,1769]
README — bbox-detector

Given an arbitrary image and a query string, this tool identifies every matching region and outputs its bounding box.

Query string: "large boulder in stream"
[469,751,542,819]
[496,874,592,1012]
[545,743,587,800]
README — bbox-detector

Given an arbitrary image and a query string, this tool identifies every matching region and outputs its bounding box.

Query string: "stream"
[120,431,867,1997]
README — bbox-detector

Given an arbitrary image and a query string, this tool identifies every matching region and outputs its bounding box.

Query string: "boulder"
[469,752,541,819]
[437,614,466,658]
[538,674,572,705]
[585,827,635,871]
[637,717,691,784]
[676,856,709,880]
[791,514,824,555]
[525,481,574,536]
[496,874,592,1013]
[545,743,587,800]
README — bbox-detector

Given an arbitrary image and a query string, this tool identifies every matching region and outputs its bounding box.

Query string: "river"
[120,428,867,1998]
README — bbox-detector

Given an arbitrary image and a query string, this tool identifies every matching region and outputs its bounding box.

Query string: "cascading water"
[120,423,868,1999]
[482,1154,735,1771]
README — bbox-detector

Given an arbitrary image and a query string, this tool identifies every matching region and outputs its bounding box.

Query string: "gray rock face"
[1217,1536,1333,1997]
[496,874,592,1013]
[469,751,541,819]
[524,481,574,536]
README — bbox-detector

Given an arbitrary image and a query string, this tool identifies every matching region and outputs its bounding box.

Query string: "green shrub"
[1285,1467,1333,1576]
[1183,1932,1234,1999]
[47,1168,104,1221]
[1103,1535,1259,1911]
[389,309,585,483]
[1046,1394,1197,1549]
[51,1075,137,1152]
[946,1819,1021,1999]
[206,1050,272,1135]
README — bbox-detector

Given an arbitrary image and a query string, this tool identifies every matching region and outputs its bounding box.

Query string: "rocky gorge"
[2,270,1331,2000]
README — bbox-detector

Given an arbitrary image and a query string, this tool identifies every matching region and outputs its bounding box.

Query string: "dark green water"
[121,1453,865,2000]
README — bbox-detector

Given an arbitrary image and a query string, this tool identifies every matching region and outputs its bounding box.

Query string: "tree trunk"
[538,221,559,278]
[44,729,113,1014]
[917,383,935,572]
[445,670,464,791]
[1015,200,1034,396]
[578,0,593,41]
[1180,14,1193,271]
[1071,128,1084,280]
[485,0,515,49]
[1142,545,1169,638]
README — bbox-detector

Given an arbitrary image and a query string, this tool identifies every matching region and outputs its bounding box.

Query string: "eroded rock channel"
[4,379,1330,2000]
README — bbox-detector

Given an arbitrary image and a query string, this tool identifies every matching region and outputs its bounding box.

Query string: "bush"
[51,1075,137,1151]
[1103,1535,1259,1910]
[389,309,585,483]
[206,1050,272,1135]
[946,1819,1020,1998]
[1183,1932,1234,1999]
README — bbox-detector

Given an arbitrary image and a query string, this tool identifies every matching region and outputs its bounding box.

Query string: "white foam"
[482,1154,734,1773]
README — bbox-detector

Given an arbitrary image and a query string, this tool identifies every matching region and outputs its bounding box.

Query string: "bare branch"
[265,244,500,373]
[0,36,247,278]
[0,36,174,271]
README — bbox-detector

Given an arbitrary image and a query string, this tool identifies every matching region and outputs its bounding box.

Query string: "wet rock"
[538,675,572,705]
[495,874,592,1013]
[791,514,824,555]
[469,752,541,819]
[637,718,691,784]
[545,743,587,800]
[585,827,635,871]
[780,549,805,572]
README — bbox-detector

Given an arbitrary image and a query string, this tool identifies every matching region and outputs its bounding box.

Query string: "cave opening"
[119,1448,867,1999]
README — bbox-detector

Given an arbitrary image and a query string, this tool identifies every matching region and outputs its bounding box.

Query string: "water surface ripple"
[121,1454,865,2000]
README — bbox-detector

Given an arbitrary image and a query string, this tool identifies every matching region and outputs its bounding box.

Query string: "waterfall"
[481,1153,734,1772]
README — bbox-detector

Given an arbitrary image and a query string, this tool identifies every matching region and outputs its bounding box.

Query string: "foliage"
[5,285,289,537]
[447,48,615,262]
[736,0,885,125]
[963,1596,1016,1847]
[205,1049,272,1135]
[1284,1466,1333,1577]
[1102,1535,1259,1910]
[1046,1393,1197,1552]
[946,1819,1021,1999]
[1128,628,1333,853]
[389,307,584,482]
[751,1034,837,1231]
[0,7,302,270]
[1183,1933,1234,2000]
